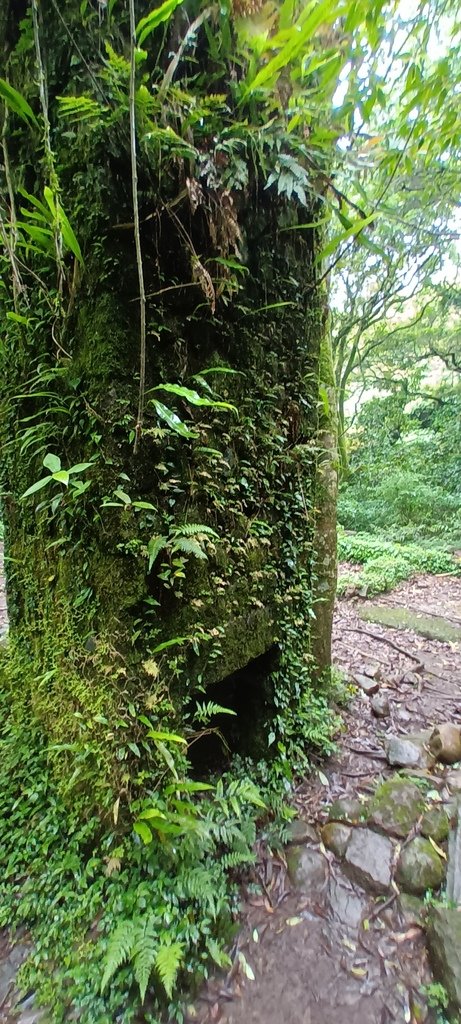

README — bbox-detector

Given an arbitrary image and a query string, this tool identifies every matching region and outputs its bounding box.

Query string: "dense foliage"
[1,0,461,1020]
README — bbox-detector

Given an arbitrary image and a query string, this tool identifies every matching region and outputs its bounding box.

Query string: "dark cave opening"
[187,644,279,772]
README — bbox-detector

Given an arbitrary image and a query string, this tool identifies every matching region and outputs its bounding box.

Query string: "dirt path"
[189,572,461,1024]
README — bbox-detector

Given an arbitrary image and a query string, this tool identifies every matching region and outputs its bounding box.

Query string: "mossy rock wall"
[0,1,328,774]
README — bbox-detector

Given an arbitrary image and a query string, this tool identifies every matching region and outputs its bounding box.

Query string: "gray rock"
[396,837,445,895]
[287,845,328,893]
[368,778,424,838]
[328,876,368,930]
[321,822,351,858]
[398,893,426,927]
[427,906,461,1014]
[386,731,435,769]
[343,828,395,894]
[370,692,390,718]
[286,819,319,845]
[447,769,461,793]
[353,673,380,695]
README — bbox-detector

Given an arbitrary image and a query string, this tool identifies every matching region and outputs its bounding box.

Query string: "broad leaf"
[136,0,185,45]
[43,453,61,473]
[151,399,198,438]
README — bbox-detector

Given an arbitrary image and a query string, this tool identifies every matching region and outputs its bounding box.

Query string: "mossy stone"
[328,797,364,824]
[396,837,445,895]
[368,778,425,838]
[421,805,450,842]
[321,822,351,858]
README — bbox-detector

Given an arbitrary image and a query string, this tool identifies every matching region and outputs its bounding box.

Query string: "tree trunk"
[312,314,339,678]
[0,1,330,788]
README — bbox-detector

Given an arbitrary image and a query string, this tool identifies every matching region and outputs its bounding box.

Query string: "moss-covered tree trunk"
[0,0,332,788]
[312,314,339,678]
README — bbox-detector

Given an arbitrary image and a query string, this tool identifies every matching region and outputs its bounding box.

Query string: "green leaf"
[58,202,84,265]
[43,453,61,473]
[146,729,187,744]
[151,636,189,654]
[151,399,198,438]
[319,213,377,262]
[136,0,185,45]
[52,470,70,486]
[153,383,237,414]
[131,500,157,510]
[21,475,53,499]
[0,78,37,125]
[68,462,93,474]
[133,821,153,844]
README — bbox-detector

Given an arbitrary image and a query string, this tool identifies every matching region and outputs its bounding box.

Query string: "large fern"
[101,918,136,993]
[155,942,184,999]
[132,916,158,1003]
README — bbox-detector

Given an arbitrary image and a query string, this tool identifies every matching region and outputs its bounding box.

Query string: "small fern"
[171,523,218,538]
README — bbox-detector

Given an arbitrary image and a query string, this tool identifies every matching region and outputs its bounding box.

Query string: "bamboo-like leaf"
[153,383,237,413]
[21,475,53,498]
[151,399,198,438]
[136,0,185,45]
[0,78,37,125]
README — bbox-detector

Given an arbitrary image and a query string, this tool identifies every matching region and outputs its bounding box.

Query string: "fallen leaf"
[318,770,329,786]
[351,966,367,977]
[252,928,259,943]
[429,836,447,860]
[286,916,303,927]
[238,953,255,981]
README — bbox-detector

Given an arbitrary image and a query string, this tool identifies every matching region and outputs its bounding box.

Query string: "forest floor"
[1,560,461,1023]
[189,570,461,1024]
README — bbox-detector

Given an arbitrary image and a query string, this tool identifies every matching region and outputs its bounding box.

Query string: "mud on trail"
[189,572,461,1024]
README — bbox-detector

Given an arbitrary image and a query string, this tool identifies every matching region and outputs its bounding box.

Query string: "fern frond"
[221,849,255,870]
[101,918,136,992]
[171,537,207,559]
[172,523,218,538]
[132,916,158,1003]
[155,942,184,999]
[57,95,106,124]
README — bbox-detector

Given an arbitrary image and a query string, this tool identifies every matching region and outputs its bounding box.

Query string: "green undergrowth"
[0,684,272,1023]
[337,530,459,596]
[0,654,340,1023]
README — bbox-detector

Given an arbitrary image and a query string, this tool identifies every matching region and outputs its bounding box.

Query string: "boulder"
[353,673,380,695]
[286,819,319,846]
[321,822,351,858]
[396,837,445,895]
[368,778,424,838]
[421,805,450,843]
[328,797,365,824]
[287,845,328,893]
[370,692,390,718]
[427,906,461,1014]
[386,731,435,769]
[429,724,461,765]
[343,827,395,894]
